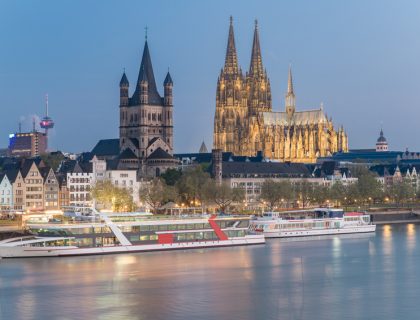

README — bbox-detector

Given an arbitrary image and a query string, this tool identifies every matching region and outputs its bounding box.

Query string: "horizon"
[1,0,420,154]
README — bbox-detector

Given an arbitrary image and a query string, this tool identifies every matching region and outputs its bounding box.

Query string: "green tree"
[330,181,347,206]
[175,166,211,206]
[160,168,182,186]
[356,173,383,205]
[139,178,177,213]
[91,180,136,212]
[40,152,66,171]
[388,179,416,206]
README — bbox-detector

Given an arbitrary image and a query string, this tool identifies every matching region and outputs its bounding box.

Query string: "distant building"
[58,161,93,207]
[213,18,348,162]
[376,129,388,152]
[199,141,208,153]
[8,131,47,157]
[0,173,13,211]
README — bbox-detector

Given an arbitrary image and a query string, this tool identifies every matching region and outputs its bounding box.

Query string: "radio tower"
[39,94,55,136]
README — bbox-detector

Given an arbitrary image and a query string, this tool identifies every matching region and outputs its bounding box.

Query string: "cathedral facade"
[213,18,348,163]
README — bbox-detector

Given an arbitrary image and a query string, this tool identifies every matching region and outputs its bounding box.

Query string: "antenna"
[18,122,21,133]
[45,94,49,116]
[32,117,36,132]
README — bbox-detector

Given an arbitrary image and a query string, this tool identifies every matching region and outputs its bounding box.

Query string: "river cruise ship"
[249,208,376,238]
[0,209,264,258]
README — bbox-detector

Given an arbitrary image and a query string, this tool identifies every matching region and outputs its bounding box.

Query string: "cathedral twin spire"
[223,17,265,79]
[224,16,239,75]
[249,20,264,79]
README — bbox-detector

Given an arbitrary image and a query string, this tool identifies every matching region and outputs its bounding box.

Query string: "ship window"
[195,223,204,229]
[187,224,194,230]
[140,235,150,241]
[177,233,186,241]
[150,225,158,231]
[168,225,177,230]
[158,225,167,231]
[150,235,158,240]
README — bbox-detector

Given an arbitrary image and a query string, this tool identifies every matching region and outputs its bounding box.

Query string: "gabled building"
[0,173,13,211]
[41,167,59,211]
[59,160,93,207]
[21,160,44,212]
[5,169,25,211]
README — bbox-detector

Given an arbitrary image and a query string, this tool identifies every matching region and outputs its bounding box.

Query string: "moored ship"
[249,208,376,238]
[0,209,264,258]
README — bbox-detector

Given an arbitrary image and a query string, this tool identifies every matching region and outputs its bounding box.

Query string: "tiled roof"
[131,41,163,106]
[91,139,120,157]
[221,161,310,178]
[119,148,137,160]
[147,148,174,160]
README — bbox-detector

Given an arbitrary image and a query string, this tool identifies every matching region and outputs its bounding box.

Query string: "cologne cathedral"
[213,18,348,163]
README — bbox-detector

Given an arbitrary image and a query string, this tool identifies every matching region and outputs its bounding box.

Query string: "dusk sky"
[1,0,420,153]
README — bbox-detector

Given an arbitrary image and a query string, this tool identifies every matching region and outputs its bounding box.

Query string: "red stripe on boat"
[209,215,228,240]
[158,233,174,244]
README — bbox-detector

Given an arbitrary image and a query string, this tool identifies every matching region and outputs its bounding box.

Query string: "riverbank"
[370,210,420,224]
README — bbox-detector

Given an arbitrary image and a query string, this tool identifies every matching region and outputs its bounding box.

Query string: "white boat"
[0,208,265,258]
[249,208,376,238]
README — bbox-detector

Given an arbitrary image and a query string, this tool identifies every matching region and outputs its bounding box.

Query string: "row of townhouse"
[0,155,145,213]
[0,159,63,212]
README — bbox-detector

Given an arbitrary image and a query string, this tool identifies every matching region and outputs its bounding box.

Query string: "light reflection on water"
[1,225,420,320]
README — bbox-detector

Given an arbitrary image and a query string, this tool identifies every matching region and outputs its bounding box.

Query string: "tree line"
[91,166,245,213]
[260,168,417,211]
[91,165,418,213]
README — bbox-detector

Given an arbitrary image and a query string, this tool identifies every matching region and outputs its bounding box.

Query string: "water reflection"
[1,225,420,319]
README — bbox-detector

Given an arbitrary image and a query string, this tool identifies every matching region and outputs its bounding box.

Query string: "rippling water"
[1,224,420,320]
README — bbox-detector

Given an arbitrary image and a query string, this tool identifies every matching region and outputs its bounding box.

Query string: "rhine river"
[0,224,419,320]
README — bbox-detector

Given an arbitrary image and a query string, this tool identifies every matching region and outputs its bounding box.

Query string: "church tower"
[119,37,173,159]
[247,20,271,115]
[214,17,246,154]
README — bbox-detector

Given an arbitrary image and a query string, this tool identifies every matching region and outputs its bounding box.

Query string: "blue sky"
[1,0,420,153]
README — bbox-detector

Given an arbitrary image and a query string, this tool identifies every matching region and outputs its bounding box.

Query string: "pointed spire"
[135,39,162,105]
[224,16,239,75]
[164,70,173,85]
[249,19,264,78]
[287,65,294,94]
[120,71,129,87]
[199,141,208,153]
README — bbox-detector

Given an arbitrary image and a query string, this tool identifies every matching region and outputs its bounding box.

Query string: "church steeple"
[134,39,162,105]
[285,65,296,117]
[224,16,239,75]
[249,20,264,78]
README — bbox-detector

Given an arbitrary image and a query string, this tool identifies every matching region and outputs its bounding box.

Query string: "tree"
[40,152,66,171]
[160,168,182,186]
[293,180,314,208]
[205,181,245,213]
[330,181,347,206]
[259,179,293,211]
[312,184,330,206]
[139,178,177,213]
[388,180,416,206]
[91,180,136,212]
[175,166,211,206]
[356,173,383,205]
